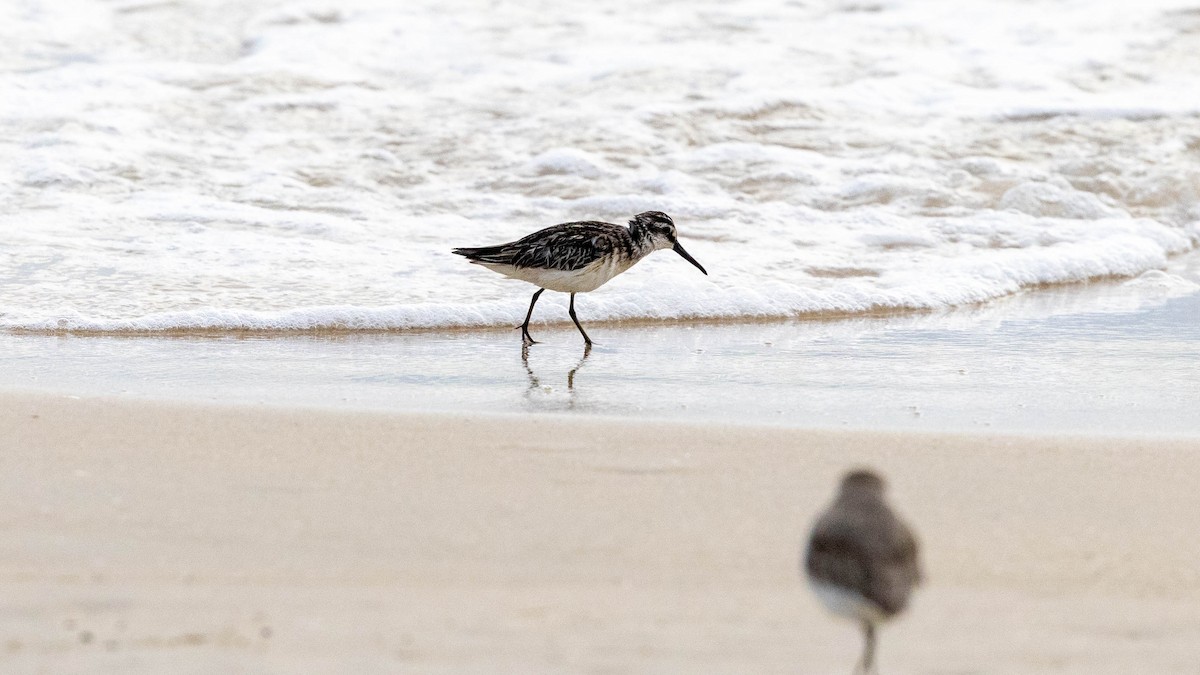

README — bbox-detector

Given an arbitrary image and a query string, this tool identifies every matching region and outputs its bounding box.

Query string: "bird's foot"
[516,324,539,345]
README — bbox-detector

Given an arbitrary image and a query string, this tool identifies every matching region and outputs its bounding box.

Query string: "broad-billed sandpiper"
[453,211,707,345]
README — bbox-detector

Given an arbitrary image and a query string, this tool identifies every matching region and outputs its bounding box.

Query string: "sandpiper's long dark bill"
[452,211,707,345]
[804,469,922,675]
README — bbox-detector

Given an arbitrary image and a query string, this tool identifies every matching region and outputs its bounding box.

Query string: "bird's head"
[630,211,678,250]
[629,211,707,275]
[840,468,887,495]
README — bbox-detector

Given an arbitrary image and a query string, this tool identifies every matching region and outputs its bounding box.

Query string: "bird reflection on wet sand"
[521,343,592,408]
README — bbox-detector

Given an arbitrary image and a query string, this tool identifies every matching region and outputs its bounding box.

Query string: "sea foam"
[2,0,1198,332]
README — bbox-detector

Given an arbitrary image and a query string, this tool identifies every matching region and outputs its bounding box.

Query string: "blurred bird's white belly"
[481,256,636,293]
[809,580,888,624]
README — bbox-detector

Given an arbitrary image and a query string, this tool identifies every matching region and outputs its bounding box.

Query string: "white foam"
[998,182,1125,220]
[524,149,609,179]
[1123,270,1200,295]
[2,0,1198,333]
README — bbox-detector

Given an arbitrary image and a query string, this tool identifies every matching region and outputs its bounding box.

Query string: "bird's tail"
[452,245,515,265]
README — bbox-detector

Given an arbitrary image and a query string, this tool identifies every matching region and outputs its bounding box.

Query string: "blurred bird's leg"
[854,621,877,675]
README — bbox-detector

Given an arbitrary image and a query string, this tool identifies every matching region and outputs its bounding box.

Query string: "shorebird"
[804,469,922,675]
[452,211,707,345]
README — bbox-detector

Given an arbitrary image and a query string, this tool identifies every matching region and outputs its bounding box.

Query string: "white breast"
[809,580,889,625]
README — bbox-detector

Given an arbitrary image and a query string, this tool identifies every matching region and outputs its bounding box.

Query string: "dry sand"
[2,391,1198,674]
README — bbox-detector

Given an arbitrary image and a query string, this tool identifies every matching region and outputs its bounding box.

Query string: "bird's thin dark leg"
[568,292,593,345]
[856,621,877,675]
[517,288,544,345]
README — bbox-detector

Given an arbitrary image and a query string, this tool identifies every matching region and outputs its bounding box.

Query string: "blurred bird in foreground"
[804,468,922,674]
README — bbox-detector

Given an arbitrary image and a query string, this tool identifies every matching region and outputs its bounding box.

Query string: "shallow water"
[5,253,1198,435]
[3,0,1200,331]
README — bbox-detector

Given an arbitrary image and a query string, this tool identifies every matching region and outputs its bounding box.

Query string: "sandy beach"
[3,391,1198,674]
[4,1,1200,671]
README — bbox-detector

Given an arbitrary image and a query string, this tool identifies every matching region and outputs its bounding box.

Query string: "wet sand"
[3,262,1200,436]
[2,392,1199,673]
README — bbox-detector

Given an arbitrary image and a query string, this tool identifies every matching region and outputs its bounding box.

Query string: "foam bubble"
[999,182,1125,220]
[524,149,609,179]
